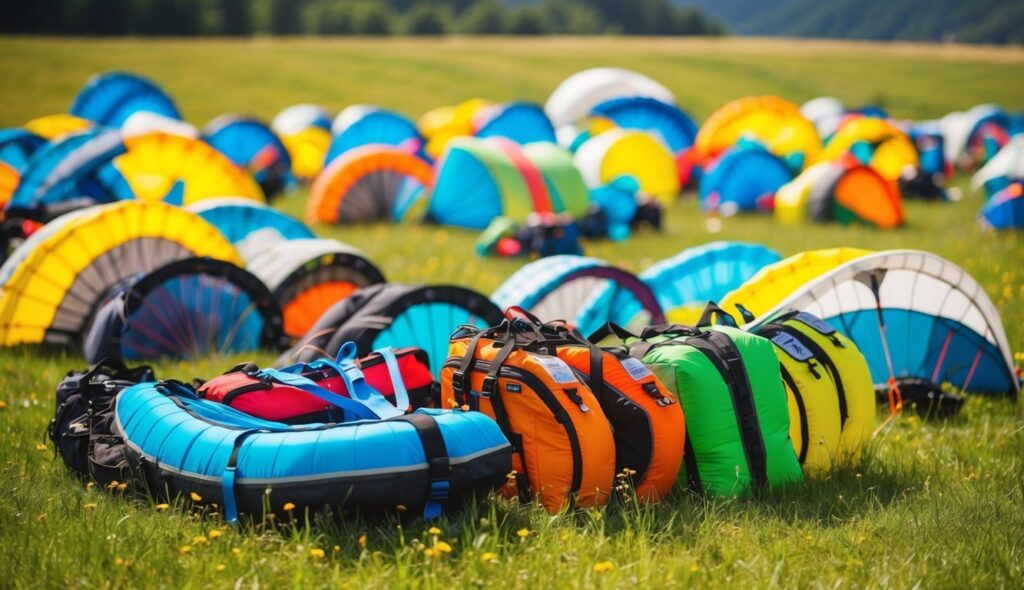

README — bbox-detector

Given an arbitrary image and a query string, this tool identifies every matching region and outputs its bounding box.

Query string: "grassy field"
[1,37,1024,589]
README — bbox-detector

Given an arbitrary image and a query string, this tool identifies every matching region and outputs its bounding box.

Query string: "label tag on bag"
[793,312,836,335]
[771,332,814,362]
[534,356,577,384]
[620,357,652,380]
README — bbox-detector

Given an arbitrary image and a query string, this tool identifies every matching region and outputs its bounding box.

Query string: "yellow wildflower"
[283,502,296,511]
[179,546,192,555]
[155,503,169,511]
[215,564,226,572]
[207,530,222,539]
[333,545,341,554]
[190,492,202,502]
[593,561,615,573]
[481,552,497,563]
[396,504,407,512]
[309,548,325,559]
[38,514,47,523]
[85,482,94,491]
[0,400,7,409]
[428,526,441,535]
[424,547,440,558]
[516,528,530,539]
[690,563,700,573]
[116,483,128,492]
[35,444,47,452]
[192,535,207,545]
[231,548,242,556]
[83,503,98,511]
[434,541,452,554]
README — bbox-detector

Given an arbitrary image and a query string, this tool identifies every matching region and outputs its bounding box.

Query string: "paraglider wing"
[70,71,181,127]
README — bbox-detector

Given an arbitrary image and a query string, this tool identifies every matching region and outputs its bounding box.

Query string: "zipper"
[443,358,584,496]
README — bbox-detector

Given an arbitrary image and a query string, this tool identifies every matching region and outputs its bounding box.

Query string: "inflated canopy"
[246,238,385,339]
[589,96,698,155]
[474,101,556,145]
[427,138,585,230]
[418,98,489,159]
[819,117,919,182]
[308,144,434,225]
[83,257,285,362]
[0,200,241,346]
[699,142,793,214]
[0,129,46,207]
[941,104,1012,169]
[775,159,904,229]
[695,95,822,167]
[203,114,292,198]
[979,182,1024,230]
[800,96,845,139]
[70,71,180,127]
[491,254,664,338]
[909,121,949,179]
[326,106,425,166]
[752,250,1019,396]
[719,247,872,321]
[187,197,314,261]
[640,242,782,324]
[24,114,93,141]
[971,136,1024,197]
[574,129,680,206]
[545,67,675,130]
[271,104,332,137]
[6,130,264,219]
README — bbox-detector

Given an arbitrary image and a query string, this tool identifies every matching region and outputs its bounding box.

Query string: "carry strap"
[639,324,701,339]
[393,413,451,519]
[452,328,490,394]
[376,347,411,412]
[222,428,268,524]
[696,302,738,328]
[686,330,769,493]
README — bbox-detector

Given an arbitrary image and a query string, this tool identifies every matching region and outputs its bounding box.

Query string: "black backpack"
[49,359,155,486]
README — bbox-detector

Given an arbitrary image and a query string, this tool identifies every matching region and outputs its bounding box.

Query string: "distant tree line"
[2,0,724,37]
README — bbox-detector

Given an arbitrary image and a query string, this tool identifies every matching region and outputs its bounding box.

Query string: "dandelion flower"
[424,547,440,559]
[689,563,700,573]
[516,528,530,539]
[35,444,47,452]
[283,502,295,511]
[358,534,368,549]
[593,561,615,573]
[396,504,407,512]
[434,541,452,554]
[85,482,94,491]
[207,530,222,539]
[428,526,441,535]
[116,483,127,492]
[190,492,202,502]
[481,552,497,563]
[215,564,226,572]
[231,548,242,556]
[333,545,341,554]
[84,503,98,511]
[155,503,170,511]
[0,400,7,409]
[192,535,207,545]
[309,548,325,559]
[179,546,192,555]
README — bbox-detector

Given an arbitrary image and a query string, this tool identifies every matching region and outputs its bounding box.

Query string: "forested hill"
[674,0,1023,44]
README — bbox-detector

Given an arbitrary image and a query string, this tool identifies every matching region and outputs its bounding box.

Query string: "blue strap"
[376,347,410,412]
[221,428,267,524]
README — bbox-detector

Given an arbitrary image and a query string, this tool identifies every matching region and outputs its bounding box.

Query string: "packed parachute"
[4,68,1020,525]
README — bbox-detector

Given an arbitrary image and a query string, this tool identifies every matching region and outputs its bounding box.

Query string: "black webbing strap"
[778,364,810,464]
[393,413,451,518]
[686,331,769,493]
[452,328,490,394]
[682,433,703,495]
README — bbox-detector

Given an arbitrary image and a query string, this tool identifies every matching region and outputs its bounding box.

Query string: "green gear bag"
[751,311,875,474]
[595,308,802,497]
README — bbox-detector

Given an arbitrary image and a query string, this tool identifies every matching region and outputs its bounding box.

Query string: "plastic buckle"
[451,371,466,392]
[481,375,497,396]
[429,479,451,502]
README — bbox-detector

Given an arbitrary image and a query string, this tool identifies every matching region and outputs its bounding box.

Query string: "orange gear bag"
[440,321,616,513]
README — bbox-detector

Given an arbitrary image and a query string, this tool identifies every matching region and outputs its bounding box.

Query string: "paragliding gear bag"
[441,318,617,513]
[604,303,802,496]
[500,308,686,502]
[198,346,434,424]
[48,359,155,486]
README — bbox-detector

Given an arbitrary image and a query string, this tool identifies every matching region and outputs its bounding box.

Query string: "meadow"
[1,37,1023,589]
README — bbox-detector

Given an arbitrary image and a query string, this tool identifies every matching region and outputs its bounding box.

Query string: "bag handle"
[586,322,639,346]
[639,324,700,339]
[696,302,738,328]
[372,347,411,412]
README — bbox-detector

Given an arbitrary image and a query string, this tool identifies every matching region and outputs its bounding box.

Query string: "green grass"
[1,37,1024,589]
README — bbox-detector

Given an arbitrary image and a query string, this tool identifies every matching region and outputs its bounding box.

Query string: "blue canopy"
[70,71,181,127]
[979,184,1024,230]
[325,107,425,167]
[204,115,293,197]
[590,96,698,154]
[699,142,793,213]
[0,128,47,172]
[475,101,557,145]
[188,198,314,261]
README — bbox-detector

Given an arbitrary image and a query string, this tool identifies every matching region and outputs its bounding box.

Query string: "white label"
[534,356,577,384]
[620,357,652,380]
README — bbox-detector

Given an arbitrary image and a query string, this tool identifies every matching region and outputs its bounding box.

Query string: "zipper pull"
[642,382,675,406]
[564,388,590,413]
[829,334,845,348]
[807,359,822,379]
